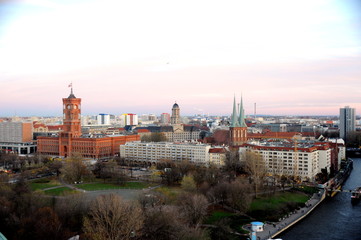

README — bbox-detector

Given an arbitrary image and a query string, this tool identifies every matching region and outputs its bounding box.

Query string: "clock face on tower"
[67,105,71,109]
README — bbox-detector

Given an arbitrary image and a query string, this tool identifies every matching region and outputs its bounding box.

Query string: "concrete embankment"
[255,189,326,240]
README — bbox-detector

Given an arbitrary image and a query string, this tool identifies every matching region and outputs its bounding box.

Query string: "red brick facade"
[37,90,140,158]
[230,127,247,146]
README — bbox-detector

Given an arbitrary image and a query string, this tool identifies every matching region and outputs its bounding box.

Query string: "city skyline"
[1,0,361,117]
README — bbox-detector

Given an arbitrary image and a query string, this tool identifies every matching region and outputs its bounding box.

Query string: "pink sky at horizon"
[1,0,361,117]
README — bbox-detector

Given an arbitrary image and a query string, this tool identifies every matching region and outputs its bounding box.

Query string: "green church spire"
[239,95,247,127]
[231,95,240,127]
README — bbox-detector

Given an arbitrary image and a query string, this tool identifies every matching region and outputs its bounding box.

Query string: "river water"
[278,158,361,240]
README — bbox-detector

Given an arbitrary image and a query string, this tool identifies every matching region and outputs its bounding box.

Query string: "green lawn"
[30,179,61,191]
[248,191,309,221]
[250,191,308,211]
[205,210,235,224]
[76,181,154,191]
[44,187,78,196]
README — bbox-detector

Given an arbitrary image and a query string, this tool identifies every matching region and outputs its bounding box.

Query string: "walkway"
[252,189,326,240]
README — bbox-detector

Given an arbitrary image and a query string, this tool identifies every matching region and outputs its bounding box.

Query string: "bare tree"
[243,151,267,198]
[142,206,180,240]
[177,193,209,228]
[223,149,243,181]
[61,153,93,183]
[227,179,252,213]
[83,194,144,240]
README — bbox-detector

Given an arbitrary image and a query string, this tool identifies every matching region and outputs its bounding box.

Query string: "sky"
[0,0,360,117]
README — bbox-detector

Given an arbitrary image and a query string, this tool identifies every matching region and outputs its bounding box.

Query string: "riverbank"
[255,189,326,240]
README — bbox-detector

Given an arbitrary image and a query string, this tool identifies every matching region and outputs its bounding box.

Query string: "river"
[278,158,361,240]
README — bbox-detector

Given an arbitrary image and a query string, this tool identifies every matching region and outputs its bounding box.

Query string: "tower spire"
[239,94,247,127]
[231,95,240,127]
[68,82,76,99]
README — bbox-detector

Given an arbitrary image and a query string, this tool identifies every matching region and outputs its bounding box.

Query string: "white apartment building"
[239,141,331,181]
[97,114,110,125]
[120,114,139,126]
[120,142,213,165]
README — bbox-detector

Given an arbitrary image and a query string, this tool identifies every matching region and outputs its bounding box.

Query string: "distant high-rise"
[339,106,355,141]
[97,113,110,125]
[120,113,138,126]
[160,113,170,124]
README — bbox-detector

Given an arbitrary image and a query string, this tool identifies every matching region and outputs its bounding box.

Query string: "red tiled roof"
[33,123,47,128]
[47,125,63,130]
[137,129,150,133]
[209,148,226,153]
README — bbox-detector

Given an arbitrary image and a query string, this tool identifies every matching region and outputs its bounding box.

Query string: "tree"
[192,164,221,187]
[226,179,252,213]
[55,194,88,234]
[212,130,229,145]
[138,191,166,210]
[345,131,361,147]
[223,149,243,181]
[243,151,267,198]
[141,132,167,142]
[268,156,285,194]
[177,192,209,228]
[17,207,63,240]
[181,174,197,192]
[61,153,93,183]
[47,159,63,176]
[142,206,180,240]
[83,194,144,240]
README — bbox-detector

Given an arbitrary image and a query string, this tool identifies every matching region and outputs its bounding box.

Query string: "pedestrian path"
[251,189,325,240]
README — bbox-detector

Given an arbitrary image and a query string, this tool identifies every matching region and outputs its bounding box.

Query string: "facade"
[209,147,227,166]
[163,130,201,142]
[0,122,33,143]
[120,113,139,126]
[339,106,356,141]
[240,143,318,181]
[239,140,334,181]
[120,141,226,165]
[97,114,111,125]
[230,96,247,146]
[0,122,36,154]
[160,113,170,124]
[37,89,140,158]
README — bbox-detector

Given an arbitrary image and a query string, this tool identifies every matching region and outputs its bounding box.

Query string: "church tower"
[171,102,180,124]
[59,87,81,157]
[230,95,247,146]
[171,102,183,132]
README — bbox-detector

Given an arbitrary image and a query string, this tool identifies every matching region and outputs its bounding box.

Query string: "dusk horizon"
[1,0,360,117]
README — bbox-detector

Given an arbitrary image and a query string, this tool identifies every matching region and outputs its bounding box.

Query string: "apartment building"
[239,140,333,181]
[120,142,213,165]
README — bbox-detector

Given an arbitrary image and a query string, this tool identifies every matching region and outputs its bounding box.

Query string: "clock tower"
[59,87,81,157]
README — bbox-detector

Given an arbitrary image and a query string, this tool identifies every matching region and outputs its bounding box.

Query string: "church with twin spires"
[229,95,248,146]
